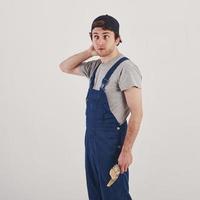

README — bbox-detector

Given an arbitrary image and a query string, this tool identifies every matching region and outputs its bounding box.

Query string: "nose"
[97,37,105,46]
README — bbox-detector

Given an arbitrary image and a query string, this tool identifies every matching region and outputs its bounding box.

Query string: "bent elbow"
[59,63,70,73]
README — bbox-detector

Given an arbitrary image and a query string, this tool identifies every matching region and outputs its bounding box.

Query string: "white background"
[1,0,200,199]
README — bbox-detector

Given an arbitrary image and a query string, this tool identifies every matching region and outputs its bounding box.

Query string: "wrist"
[122,146,132,153]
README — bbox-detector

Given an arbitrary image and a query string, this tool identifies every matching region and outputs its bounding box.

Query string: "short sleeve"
[118,62,142,91]
[79,59,101,79]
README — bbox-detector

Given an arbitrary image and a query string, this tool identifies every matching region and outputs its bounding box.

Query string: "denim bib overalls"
[85,57,132,200]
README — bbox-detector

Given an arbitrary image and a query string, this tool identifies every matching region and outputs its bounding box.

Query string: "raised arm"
[59,45,97,76]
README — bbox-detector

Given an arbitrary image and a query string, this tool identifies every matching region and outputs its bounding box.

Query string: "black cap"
[90,14,122,43]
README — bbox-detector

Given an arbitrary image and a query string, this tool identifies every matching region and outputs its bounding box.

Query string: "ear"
[89,32,92,41]
[115,37,121,46]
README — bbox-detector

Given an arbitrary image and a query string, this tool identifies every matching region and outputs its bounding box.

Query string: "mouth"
[98,48,105,51]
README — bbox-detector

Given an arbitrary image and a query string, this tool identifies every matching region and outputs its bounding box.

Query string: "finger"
[120,164,125,174]
[118,163,122,173]
[118,160,125,174]
[124,164,128,172]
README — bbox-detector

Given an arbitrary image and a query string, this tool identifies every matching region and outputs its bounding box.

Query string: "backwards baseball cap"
[90,14,122,43]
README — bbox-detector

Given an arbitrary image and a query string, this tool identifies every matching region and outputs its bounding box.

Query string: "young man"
[59,14,143,200]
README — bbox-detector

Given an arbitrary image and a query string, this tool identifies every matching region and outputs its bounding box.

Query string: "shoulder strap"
[100,57,129,90]
[89,62,101,88]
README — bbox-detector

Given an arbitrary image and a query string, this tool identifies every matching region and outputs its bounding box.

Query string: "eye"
[104,35,109,39]
[93,35,99,39]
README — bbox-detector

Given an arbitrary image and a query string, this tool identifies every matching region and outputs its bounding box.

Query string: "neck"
[100,48,120,64]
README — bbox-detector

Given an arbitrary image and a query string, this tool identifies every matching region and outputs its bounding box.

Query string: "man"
[59,14,143,200]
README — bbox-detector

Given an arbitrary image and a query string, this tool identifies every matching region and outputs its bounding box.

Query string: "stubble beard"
[96,47,115,57]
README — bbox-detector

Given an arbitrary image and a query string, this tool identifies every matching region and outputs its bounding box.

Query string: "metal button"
[116,126,120,130]
[117,145,121,149]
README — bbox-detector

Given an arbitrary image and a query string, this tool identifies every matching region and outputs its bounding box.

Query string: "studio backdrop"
[0,0,200,199]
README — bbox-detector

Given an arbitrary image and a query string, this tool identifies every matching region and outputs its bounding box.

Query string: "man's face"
[91,27,120,57]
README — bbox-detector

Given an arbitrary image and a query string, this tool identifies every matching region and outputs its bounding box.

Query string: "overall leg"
[95,124,132,200]
[85,131,102,200]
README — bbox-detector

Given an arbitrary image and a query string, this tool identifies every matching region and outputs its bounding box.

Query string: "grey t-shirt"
[80,53,142,125]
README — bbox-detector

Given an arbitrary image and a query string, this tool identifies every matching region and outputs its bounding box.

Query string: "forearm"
[59,49,92,72]
[121,114,143,153]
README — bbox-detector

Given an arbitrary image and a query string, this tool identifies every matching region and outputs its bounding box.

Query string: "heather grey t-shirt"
[80,53,142,125]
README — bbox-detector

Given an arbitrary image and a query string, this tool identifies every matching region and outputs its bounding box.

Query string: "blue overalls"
[84,57,132,200]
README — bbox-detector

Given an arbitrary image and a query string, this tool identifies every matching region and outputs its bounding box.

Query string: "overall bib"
[85,57,132,200]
